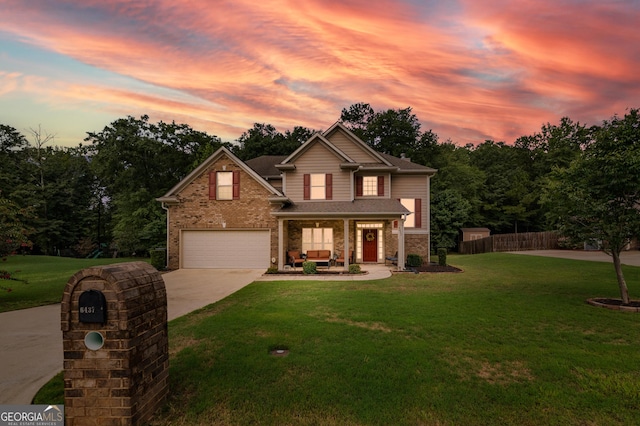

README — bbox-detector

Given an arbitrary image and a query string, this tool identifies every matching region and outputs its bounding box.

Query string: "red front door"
[363,229,378,262]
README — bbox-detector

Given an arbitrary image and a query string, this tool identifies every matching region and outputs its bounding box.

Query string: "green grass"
[34,253,640,424]
[0,255,147,312]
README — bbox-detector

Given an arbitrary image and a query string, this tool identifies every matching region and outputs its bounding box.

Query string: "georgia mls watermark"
[0,405,63,426]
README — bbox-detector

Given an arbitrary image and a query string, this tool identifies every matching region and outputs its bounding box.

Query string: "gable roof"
[275,121,436,175]
[272,199,410,218]
[279,121,393,167]
[156,146,283,204]
[322,121,394,166]
[379,152,437,174]
[277,131,356,169]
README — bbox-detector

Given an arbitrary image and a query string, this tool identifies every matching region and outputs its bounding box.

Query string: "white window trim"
[400,198,415,228]
[217,171,233,200]
[310,173,325,200]
[363,176,378,196]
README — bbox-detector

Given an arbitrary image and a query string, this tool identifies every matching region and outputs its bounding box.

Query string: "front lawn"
[36,253,640,424]
[0,255,147,312]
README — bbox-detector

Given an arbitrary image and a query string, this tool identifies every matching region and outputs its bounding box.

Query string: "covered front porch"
[272,200,411,272]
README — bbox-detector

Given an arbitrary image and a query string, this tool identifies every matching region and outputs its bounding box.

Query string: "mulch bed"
[266,270,367,276]
[401,264,463,273]
[587,298,640,312]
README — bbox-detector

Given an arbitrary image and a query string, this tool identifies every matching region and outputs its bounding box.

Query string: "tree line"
[1,105,638,263]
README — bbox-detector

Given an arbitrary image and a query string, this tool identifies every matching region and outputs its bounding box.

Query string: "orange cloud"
[0,0,638,146]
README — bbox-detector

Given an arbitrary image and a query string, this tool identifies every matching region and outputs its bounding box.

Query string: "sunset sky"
[1,0,638,148]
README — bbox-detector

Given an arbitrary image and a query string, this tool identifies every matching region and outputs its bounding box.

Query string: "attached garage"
[181,230,271,269]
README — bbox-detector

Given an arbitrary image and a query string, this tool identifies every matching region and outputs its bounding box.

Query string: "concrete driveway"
[510,249,640,267]
[0,268,263,405]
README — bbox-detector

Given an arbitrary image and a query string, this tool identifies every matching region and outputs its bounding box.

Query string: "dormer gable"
[276,121,404,172]
[276,132,356,171]
[322,122,394,167]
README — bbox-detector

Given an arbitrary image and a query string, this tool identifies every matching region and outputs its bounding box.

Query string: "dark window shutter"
[209,172,216,200]
[326,173,333,200]
[377,176,384,196]
[415,198,422,228]
[232,170,240,200]
[393,220,398,229]
[356,176,363,196]
[303,174,310,200]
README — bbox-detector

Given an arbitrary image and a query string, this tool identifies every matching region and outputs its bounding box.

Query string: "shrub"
[302,261,317,274]
[150,248,166,270]
[406,254,423,267]
[265,266,279,274]
[438,248,447,266]
[349,264,361,274]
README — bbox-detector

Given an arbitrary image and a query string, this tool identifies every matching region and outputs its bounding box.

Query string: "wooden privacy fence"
[459,231,560,254]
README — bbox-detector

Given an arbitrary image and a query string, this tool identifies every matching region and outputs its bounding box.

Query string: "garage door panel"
[182,230,270,269]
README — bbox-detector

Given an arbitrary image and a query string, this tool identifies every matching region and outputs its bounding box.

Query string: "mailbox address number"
[78,290,107,323]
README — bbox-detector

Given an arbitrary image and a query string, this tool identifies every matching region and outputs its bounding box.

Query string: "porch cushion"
[306,250,331,261]
[288,250,305,265]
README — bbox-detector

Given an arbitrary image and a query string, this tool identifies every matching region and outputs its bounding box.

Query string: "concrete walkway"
[0,268,263,405]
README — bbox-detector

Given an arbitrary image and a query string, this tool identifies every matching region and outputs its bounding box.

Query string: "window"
[356,176,384,196]
[400,198,422,228]
[304,173,332,200]
[209,170,240,200]
[302,228,333,253]
[217,171,233,200]
[363,177,377,196]
[310,174,325,199]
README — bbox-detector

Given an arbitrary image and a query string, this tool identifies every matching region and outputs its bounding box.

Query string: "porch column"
[343,218,350,271]
[398,215,406,271]
[278,218,284,270]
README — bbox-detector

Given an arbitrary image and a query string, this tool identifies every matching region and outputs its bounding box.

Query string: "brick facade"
[405,233,431,264]
[158,127,435,270]
[61,262,168,426]
[164,154,279,270]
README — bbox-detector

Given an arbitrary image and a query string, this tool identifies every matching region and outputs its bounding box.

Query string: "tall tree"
[233,123,313,160]
[544,109,640,304]
[85,115,223,254]
[470,141,537,233]
[340,103,422,157]
[0,197,34,257]
[431,189,472,249]
[10,145,94,254]
[0,125,29,194]
[340,102,376,141]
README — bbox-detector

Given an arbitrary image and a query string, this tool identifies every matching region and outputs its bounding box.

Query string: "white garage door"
[182,230,270,269]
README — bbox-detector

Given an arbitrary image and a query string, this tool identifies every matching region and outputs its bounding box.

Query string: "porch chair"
[335,250,353,266]
[385,251,398,265]
[288,250,306,268]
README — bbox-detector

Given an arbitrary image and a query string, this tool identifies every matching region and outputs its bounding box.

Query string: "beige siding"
[326,129,379,163]
[284,142,352,201]
[391,175,430,230]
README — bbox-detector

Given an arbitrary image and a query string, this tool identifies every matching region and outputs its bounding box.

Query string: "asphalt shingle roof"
[273,199,410,217]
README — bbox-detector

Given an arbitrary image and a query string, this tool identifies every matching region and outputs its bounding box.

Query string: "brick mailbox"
[61,262,169,426]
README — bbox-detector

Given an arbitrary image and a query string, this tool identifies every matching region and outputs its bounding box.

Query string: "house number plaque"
[78,289,107,323]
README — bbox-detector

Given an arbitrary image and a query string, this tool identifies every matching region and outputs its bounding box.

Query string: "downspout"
[161,202,169,268]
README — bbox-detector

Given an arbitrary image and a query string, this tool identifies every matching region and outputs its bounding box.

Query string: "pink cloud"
[0,0,638,145]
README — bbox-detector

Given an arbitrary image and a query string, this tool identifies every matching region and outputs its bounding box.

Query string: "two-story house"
[157,121,436,271]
